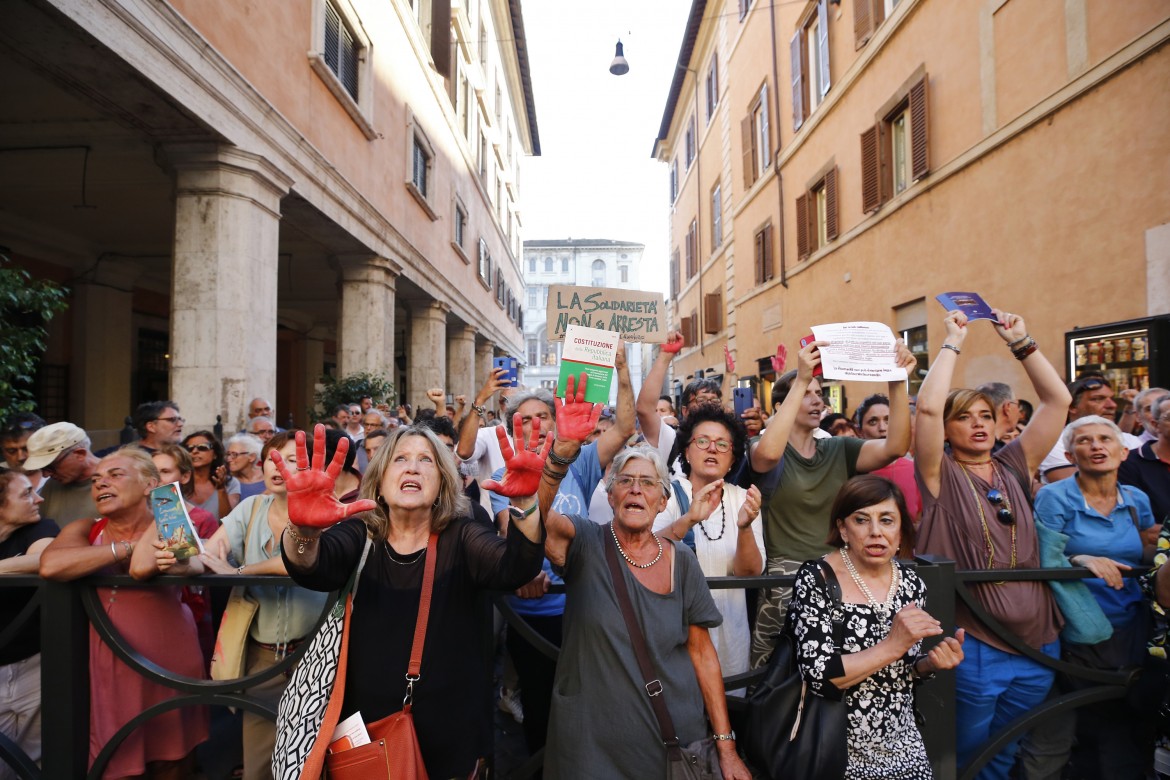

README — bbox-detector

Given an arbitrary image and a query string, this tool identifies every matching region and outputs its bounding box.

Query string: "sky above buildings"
[521,1,690,295]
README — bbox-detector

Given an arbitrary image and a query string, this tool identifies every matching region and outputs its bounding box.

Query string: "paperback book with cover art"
[150,482,204,560]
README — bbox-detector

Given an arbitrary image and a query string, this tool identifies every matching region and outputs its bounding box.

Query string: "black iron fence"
[0,560,1148,780]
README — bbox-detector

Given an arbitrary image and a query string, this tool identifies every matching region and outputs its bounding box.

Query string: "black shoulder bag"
[741,559,848,780]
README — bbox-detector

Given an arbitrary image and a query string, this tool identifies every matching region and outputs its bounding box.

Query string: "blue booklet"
[934,291,997,321]
[150,482,204,561]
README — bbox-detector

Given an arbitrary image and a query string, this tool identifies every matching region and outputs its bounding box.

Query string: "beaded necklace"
[840,548,900,617]
[697,494,727,542]
[611,524,663,569]
[957,460,1017,574]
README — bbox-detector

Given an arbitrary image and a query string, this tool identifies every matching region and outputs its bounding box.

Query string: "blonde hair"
[943,388,997,426]
[358,426,470,542]
[103,446,162,486]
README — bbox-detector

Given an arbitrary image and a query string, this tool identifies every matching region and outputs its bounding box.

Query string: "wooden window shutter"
[825,166,839,241]
[670,249,680,297]
[686,225,696,278]
[680,316,693,345]
[704,291,722,334]
[860,124,881,213]
[431,0,452,78]
[909,76,930,181]
[817,0,831,98]
[790,31,804,131]
[687,312,699,345]
[753,229,765,284]
[741,116,756,188]
[795,193,810,259]
[763,223,774,280]
[854,0,873,47]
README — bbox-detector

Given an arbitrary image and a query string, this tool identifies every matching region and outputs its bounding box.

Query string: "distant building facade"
[1,0,539,441]
[521,239,646,400]
[654,0,1170,414]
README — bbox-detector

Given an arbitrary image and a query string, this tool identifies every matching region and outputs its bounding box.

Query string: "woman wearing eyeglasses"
[183,431,240,519]
[224,433,266,500]
[914,308,1071,780]
[653,404,764,691]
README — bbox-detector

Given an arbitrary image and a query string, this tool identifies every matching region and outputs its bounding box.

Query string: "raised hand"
[990,308,1027,344]
[893,338,918,373]
[724,344,735,373]
[271,425,377,529]
[771,343,788,374]
[942,309,969,346]
[736,485,762,529]
[796,338,824,381]
[688,479,725,525]
[210,464,230,489]
[661,330,685,355]
[482,415,553,498]
[554,373,602,443]
[426,388,446,408]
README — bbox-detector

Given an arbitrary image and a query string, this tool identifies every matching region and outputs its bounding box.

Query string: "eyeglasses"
[224,451,251,459]
[186,443,214,453]
[613,475,663,492]
[155,415,185,425]
[986,489,1015,526]
[690,436,732,453]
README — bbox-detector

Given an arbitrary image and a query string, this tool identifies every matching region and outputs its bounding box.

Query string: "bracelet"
[285,522,320,555]
[121,540,133,559]
[1012,338,1038,361]
[1006,334,1031,349]
[237,565,246,576]
[910,655,936,682]
[940,344,961,355]
[111,542,120,562]
[547,448,580,467]
[542,465,569,482]
[472,403,487,418]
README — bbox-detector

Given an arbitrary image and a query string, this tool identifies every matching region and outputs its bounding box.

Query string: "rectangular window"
[685,115,696,168]
[670,159,678,204]
[739,0,752,20]
[796,166,838,260]
[478,20,487,67]
[528,258,536,273]
[406,115,437,219]
[703,290,722,334]
[412,136,429,196]
[527,288,538,308]
[754,222,774,284]
[620,265,629,284]
[324,1,359,100]
[670,248,680,298]
[791,0,830,132]
[711,185,722,251]
[861,73,930,213]
[705,55,719,124]
[453,201,467,251]
[478,238,492,288]
[741,83,770,189]
[527,339,538,366]
[561,258,569,273]
[310,0,375,139]
[854,0,888,48]
[685,220,697,279]
[479,132,488,180]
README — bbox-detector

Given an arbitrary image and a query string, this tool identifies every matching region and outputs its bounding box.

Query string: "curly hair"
[672,404,747,478]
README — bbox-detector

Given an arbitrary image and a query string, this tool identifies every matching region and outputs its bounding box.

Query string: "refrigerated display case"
[1065,315,1170,392]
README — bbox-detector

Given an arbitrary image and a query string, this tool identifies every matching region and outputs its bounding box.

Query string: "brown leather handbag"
[324,534,437,780]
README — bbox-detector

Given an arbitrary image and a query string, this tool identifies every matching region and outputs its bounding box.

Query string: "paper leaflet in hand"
[934,291,996,321]
[557,325,620,404]
[149,482,204,560]
[809,322,908,382]
[328,711,371,753]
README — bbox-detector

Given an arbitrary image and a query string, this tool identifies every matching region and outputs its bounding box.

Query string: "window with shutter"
[790,32,804,131]
[853,0,887,48]
[794,0,831,129]
[670,159,679,203]
[824,167,839,241]
[704,291,722,334]
[741,116,756,189]
[688,311,699,345]
[743,83,770,189]
[711,185,723,251]
[754,223,774,284]
[680,316,693,346]
[310,0,375,138]
[686,221,698,278]
[860,72,929,213]
[795,193,809,260]
[909,77,930,180]
[671,249,681,297]
[685,115,696,169]
[798,165,839,259]
[706,55,719,124]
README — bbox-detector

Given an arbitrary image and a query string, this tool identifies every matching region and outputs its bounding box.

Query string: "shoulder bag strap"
[403,533,440,706]
[671,481,697,553]
[815,559,849,701]
[602,525,684,759]
[240,497,264,559]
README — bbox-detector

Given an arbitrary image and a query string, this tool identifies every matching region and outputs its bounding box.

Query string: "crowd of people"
[0,306,1168,780]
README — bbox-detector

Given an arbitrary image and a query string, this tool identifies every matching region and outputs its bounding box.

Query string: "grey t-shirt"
[39,478,97,527]
[545,516,722,779]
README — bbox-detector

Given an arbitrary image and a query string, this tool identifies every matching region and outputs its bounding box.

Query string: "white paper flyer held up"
[809,322,908,382]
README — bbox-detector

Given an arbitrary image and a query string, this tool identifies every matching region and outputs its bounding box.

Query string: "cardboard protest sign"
[546,285,667,343]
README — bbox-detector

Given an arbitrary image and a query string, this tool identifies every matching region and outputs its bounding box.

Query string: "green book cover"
[557,325,620,404]
[150,482,204,561]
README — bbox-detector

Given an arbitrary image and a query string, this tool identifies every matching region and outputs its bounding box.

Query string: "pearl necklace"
[611,524,663,569]
[840,548,900,616]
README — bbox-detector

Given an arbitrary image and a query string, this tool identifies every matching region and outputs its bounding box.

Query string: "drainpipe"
[768,0,788,287]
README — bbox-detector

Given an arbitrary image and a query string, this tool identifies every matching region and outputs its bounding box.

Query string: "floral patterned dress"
[791,558,933,780]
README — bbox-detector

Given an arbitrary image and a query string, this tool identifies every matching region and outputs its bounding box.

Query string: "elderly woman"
[1020,416,1157,779]
[200,431,327,780]
[225,432,266,500]
[0,471,57,780]
[653,404,764,690]
[791,475,964,779]
[39,448,208,780]
[183,431,240,519]
[487,377,751,780]
[277,424,544,779]
[913,308,1072,780]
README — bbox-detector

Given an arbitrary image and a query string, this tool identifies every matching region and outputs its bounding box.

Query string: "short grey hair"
[1061,415,1125,455]
[247,416,275,432]
[226,432,263,459]
[604,445,671,496]
[1151,393,1170,423]
[362,409,387,426]
[974,382,1014,407]
[504,389,556,437]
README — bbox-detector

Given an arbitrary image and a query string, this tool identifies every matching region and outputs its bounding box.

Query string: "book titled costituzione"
[557,325,620,404]
[149,482,204,561]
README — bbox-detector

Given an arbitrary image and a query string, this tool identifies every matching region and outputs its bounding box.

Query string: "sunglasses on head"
[1070,379,1106,400]
[986,489,1015,526]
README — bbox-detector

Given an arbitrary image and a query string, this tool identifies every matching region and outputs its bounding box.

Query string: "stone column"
[475,339,496,391]
[303,327,328,424]
[446,326,477,400]
[70,260,139,433]
[166,144,292,433]
[407,301,450,410]
[337,254,399,377]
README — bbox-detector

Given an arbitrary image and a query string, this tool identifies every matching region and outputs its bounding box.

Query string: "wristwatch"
[507,504,538,521]
[712,731,736,741]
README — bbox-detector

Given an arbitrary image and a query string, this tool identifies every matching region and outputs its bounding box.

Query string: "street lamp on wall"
[609,40,629,75]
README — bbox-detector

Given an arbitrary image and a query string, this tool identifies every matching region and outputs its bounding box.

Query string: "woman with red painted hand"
[491,373,750,779]
[791,475,964,780]
[652,404,764,692]
[278,424,544,780]
[39,448,209,780]
[913,308,1071,780]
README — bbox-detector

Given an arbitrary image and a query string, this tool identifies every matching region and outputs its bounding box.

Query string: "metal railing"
[0,560,1148,780]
